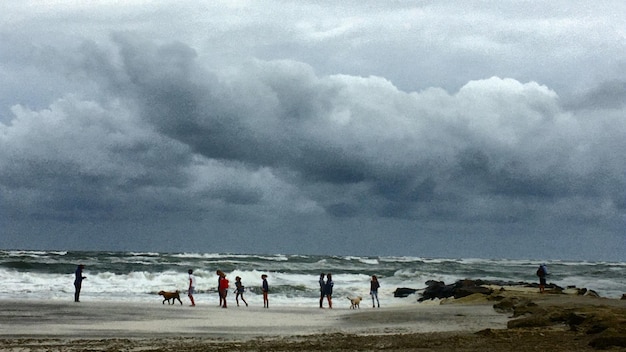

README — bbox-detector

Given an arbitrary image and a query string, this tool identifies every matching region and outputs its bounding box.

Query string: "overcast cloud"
[1,1,624,260]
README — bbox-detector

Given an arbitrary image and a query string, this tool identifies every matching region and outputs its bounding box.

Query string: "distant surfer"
[74,264,86,302]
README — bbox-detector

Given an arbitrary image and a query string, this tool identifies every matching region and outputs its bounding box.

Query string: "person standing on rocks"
[537,264,548,293]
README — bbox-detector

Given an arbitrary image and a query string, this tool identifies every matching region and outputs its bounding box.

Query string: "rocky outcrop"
[396,279,596,302]
[418,279,493,302]
[496,295,626,350]
[393,287,417,297]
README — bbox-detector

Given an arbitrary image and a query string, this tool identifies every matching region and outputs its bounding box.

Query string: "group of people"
[74,264,380,309]
[75,263,549,306]
[318,273,381,309]
[187,269,269,308]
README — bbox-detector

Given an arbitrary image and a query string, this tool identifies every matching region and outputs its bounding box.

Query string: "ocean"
[1,250,624,306]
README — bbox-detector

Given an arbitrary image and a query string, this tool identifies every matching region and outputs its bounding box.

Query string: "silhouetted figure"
[74,264,86,302]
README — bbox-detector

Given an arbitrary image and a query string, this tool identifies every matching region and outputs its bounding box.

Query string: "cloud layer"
[1,1,624,260]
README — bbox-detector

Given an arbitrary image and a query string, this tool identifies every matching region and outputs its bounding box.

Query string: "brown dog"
[347,296,362,309]
[158,290,183,305]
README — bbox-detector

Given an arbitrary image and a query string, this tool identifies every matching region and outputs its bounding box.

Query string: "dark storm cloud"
[3,37,624,228]
[1,1,624,259]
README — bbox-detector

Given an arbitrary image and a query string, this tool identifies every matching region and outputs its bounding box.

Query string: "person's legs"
[539,277,546,293]
[188,287,195,306]
[74,283,81,302]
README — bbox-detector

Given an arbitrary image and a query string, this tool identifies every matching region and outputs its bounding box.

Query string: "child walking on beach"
[261,274,269,308]
[234,276,248,307]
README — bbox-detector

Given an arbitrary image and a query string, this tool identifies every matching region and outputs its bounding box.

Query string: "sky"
[1,1,625,261]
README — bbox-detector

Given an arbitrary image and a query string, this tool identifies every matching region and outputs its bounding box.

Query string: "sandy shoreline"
[0,298,507,339]
[1,292,625,351]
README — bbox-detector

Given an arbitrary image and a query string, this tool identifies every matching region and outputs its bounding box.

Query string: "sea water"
[1,250,624,306]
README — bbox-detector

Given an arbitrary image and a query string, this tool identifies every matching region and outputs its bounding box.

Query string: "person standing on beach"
[217,270,229,308]
[319,273,326,308]
[324,273,334,309]
[370,275,380,308]
[217,271,222,307]
[73,264,86,302]
[537,264,548,293]
[261,274,269,308]
[234,276,248,307]
[188,269,196,307]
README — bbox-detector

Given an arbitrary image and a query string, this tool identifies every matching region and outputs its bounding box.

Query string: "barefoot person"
[234,276,248,307]
[187,269,196,306]
[73,264,86,302]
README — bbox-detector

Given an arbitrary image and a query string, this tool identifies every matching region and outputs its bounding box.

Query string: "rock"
[493,297,518,313]
[621,294,626,300]
[507,315,552,329]
[393,287,417,298]
[585,323,608,335]
[493,297,537,317]
[454,284,492,298]
[566,312,588,330]
[419,279,493,301]
[419,281,454,301]
[589,336,626,349]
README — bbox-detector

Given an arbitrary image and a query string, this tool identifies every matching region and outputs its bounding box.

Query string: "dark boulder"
[418,279,493,302]
[393,287,417,298]
[418,280,455,301]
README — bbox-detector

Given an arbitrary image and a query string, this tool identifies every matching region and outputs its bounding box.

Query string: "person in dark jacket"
[537,264,548,293]
[74,264,86,302]
[324,273,334,309]
[261,274,269,308]
[319,273,326,308]
[370,275,380,308]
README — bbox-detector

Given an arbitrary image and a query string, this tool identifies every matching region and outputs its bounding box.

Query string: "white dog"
[347,296,362,309]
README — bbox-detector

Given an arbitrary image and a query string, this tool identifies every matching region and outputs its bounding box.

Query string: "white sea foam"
[1,250,624,306]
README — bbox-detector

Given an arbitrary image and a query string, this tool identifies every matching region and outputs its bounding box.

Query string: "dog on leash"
[347,296,362,309]
[158,290,183,305]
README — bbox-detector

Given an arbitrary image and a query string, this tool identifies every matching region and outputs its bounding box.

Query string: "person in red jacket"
[217,270,229,308]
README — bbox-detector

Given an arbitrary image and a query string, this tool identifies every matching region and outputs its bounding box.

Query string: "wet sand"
[1,291,625,351]
[0,299,507,338]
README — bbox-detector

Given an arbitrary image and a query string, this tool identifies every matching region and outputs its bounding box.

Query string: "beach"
[1,289,625,351]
